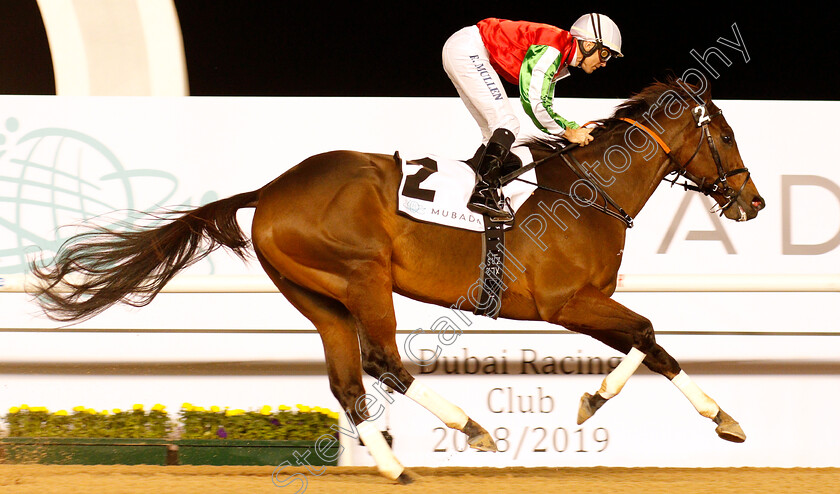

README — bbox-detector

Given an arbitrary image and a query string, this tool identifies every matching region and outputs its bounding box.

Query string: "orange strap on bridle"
[583,118,672,155]
[618,117,672,154]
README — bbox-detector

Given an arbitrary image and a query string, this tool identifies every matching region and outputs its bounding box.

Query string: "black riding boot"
[468,128,515,222]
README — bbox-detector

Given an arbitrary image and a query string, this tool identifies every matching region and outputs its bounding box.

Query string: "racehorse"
[30,77,764,483]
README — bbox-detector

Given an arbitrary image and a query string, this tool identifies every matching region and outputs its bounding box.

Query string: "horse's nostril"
[751,196,765,210]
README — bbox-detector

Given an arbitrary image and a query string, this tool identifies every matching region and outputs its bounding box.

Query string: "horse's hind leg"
[346,261,497,453]
[256,254,414,483]
[554,285,745,442]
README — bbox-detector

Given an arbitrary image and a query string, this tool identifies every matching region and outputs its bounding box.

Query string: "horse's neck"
[546,145,675,220]
[619,153,676,219]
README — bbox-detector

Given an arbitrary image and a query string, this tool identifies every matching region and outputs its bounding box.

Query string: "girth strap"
[474,218,506,319]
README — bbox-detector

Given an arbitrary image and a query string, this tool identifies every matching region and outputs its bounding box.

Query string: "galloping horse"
[31,78,764,483]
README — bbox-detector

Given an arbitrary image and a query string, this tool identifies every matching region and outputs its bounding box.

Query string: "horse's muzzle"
[728,193,765,222]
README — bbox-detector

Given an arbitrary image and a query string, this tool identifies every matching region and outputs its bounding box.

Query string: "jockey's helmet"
[570,13,623,58]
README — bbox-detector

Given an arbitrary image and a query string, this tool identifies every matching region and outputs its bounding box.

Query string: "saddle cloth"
[396,152,538,231]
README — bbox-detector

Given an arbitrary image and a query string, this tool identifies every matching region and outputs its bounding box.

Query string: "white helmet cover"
[570,13,623,57]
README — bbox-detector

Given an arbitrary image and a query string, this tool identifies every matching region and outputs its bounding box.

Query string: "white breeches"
[442,25,521,144]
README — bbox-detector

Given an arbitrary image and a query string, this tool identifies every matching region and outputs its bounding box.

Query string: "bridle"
[620,103,751,216]
[500,102,752,228]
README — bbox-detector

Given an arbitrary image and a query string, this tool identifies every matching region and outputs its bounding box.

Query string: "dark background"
[1,2,833,101]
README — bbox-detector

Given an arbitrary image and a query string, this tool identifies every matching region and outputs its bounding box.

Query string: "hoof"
[463,418,498,452]
[396,469,419,485]
[714,410,746,443]
[577,392,607,425]
[467,430,498,452]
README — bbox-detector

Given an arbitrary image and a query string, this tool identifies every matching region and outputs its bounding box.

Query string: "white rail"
[1,273,839,293]
[615,273,840,292]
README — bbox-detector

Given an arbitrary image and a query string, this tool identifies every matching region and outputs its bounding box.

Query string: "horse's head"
[611,77,765,222]
[663,83,765,221]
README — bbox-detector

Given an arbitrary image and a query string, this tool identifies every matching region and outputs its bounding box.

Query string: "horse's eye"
[721,135,733,145]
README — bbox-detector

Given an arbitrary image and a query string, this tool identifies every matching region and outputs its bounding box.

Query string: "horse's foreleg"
[553,285,656,422]
[671,371,746,442]
[580,335,746,441]
[559,286,745,442]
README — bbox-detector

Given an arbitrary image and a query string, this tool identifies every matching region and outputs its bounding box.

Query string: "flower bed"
[4,404,170,438]
[1,403,341,465]
[175,404,342,465]
[179,403,338,440]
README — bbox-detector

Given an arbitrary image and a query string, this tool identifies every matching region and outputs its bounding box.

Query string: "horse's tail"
[29,189,261,323]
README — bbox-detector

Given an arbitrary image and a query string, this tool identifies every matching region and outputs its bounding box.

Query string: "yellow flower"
[85,408,97,415]
[278,405,291,411]
[210,406,220,413]
[100,410,109,415]
[20,404,30,410]
[327,411,339,420]
[225,409,245,417]
[259,405,272,416]
[55,410,68,416]
[152,404,165,411]
[181,402,193,411]
[112,408,122,414]
[30,406,48,413]
[192,406,206,412]
[296,404,310,413]
[73,406,86,412]
[8,407,19,414]
[133,404,144,411]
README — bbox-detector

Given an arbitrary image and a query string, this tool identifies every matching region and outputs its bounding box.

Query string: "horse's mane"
[525,75,708,155]
[610,75,707,121]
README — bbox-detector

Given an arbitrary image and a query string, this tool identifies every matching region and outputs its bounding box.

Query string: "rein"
[500,138,635,228]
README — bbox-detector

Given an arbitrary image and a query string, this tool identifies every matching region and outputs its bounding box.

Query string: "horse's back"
[252,149,402,245]
[250,149,491,307]
[261,150,400,202]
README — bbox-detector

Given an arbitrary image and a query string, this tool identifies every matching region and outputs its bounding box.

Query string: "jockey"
[442,14,623,222]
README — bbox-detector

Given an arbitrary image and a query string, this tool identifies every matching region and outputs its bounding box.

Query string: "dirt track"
[1,465,839,493]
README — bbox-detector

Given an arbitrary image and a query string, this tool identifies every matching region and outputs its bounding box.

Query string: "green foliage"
[3,404,339,441]
[179,404,338,440]
[3,404,171,439]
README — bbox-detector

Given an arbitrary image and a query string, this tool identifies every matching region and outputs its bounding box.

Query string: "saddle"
[395,148,539,319]
[396,151,538,233]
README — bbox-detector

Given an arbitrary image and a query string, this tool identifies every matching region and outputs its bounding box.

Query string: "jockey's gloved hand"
[563,127,594,146]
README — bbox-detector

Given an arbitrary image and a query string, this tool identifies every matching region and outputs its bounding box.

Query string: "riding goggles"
[598,45,615,62]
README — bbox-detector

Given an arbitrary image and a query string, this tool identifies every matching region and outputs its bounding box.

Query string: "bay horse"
[30,78,764,483]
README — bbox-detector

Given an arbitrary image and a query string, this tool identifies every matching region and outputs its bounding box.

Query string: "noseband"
[620,104,751,215]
